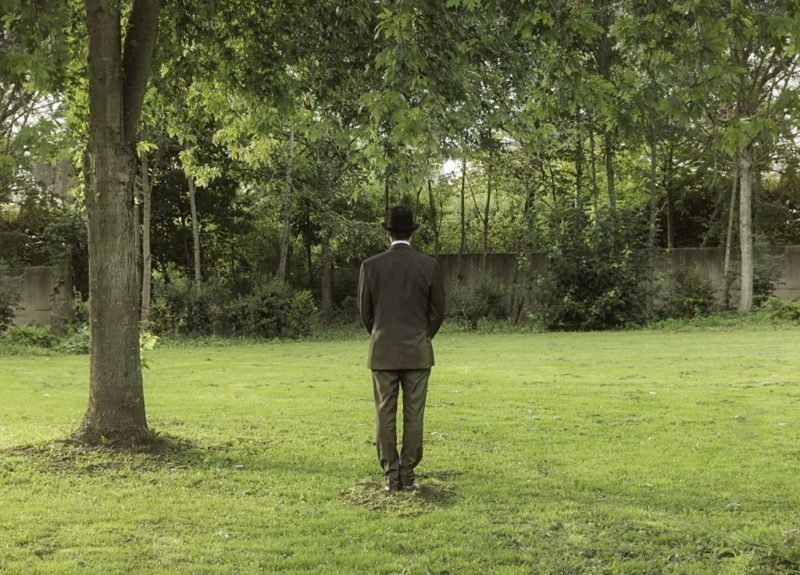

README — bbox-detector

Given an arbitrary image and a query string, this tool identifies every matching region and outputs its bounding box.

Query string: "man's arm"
[358,262,374,334]
[428,260,446,338]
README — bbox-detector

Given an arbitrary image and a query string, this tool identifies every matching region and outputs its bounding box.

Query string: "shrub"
[449,274,508,330]
[285,289,319,338]
[0,324,58,348]
[753,249,783,308]
[668,267,717,318]
[532,209,653,331]
[57,325,90,354]
[0,262,21,332]
[760,297,800,322]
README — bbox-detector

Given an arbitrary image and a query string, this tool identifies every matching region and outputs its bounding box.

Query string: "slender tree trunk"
[523,182,535,269]
[723,167,738,309]
[140,152,152,325]
[665,144,674,249]
[188,176,202,293]
[278,129,293,281]
[589,123,599,216]
[427,179,440,256]
[604,131,616,231]
[77,0,161,445]
[739,147,754,312]
[482,156,491,263]
[647,129,658,249]
[459,155,467,254]
[320,228,333,318]
[575,124,584,212]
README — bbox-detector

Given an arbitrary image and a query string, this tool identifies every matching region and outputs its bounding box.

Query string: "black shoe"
[384,481,401,493]
[401,482,419,492]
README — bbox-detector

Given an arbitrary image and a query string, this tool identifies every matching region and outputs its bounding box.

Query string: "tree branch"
[121,0,162,143]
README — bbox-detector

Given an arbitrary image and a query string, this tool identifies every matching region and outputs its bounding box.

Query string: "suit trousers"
[371,368,430,487]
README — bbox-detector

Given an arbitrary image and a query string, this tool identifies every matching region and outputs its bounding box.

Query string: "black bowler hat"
[383,206,420,232]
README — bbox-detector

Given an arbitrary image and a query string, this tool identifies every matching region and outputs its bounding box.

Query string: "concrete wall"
[4,263,71,328]
[661,246,800,301]
[439,247,800,312]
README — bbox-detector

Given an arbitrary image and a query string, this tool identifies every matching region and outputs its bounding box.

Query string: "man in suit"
[358,206,446,492]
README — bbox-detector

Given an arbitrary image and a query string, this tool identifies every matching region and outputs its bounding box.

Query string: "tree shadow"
[0,433,242,475]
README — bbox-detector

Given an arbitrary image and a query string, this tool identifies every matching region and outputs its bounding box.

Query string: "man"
[358,206,446,492]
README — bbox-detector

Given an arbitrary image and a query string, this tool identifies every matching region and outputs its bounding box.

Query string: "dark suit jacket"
[358,243,446,370]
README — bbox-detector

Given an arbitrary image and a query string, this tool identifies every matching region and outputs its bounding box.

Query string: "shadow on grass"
[341,472,459,516]
[0,433,243,475]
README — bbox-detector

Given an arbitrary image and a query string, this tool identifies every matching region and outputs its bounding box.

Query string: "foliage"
[237,278,319,339]
[0,262,21,332]
[533,209,653,331]
[448,273,507,330]
[55,324,90,354]
[760,297,800,322]
[753,248,784,308]
[148,271,320,339]
[0,324,58,348]
[667,266,717,318]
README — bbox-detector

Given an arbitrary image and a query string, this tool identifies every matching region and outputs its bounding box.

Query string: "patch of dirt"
[341,476,455,516]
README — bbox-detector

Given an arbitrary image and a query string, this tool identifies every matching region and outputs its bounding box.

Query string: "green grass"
[2,329,800,574]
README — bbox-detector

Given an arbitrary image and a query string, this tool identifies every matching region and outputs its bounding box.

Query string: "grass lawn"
[1,328,799,574]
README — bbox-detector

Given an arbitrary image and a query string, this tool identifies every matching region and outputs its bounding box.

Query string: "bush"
[0,262,21,332]
[0,324,58,348]
[760,297,800,322]
[449,274,508,329]
[532,209,653,331]
[57,325,90,354]
[149,274,234,336]
[668,267,717,318]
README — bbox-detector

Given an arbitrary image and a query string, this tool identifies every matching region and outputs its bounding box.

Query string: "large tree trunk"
[188,176,202,293]
[739,147,754,312]
[140,152,152,325]
[278,129,293,281]
[77,0,160,445]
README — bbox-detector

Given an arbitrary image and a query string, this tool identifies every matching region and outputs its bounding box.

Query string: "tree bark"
[723,167,738,309]
[575,122,584,212]
[647,128,658,250]
[320,228,333,318]
[665,144,674,249]
[77,0,161,445]
[459,155,467,254]
[589,123,599,215]
[427,179,440,256]
[604,130,616,233]
[188,176,202,293]
[278,129,293,281]
[140,152,152,325]
[482,153,491,262]
[739,147,754,312]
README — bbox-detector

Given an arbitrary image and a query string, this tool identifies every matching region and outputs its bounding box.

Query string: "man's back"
[358,244,445,370]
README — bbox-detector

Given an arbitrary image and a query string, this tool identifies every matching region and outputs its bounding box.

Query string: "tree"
[77,0,161,445]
